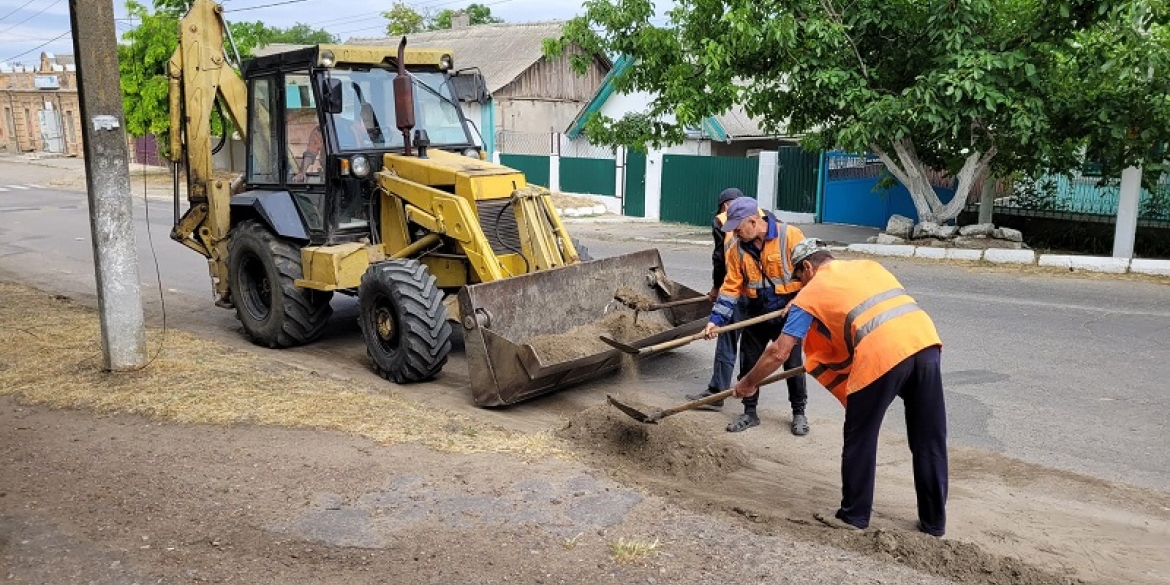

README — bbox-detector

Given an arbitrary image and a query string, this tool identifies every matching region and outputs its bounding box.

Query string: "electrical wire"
[126,10,169,370]
[0,0,63,34]
[494,197,529,274]
[131,152,171,371]
[2,30,70,62]
[224,0,312,13]
[0,0,38,23]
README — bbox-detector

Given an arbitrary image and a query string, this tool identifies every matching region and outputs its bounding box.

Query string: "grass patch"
[609,537,660,564]
[0,281,564,458]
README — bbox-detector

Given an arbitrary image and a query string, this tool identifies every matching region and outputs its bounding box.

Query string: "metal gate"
[776,146,819,213]
[623,150,646,216]
[499,154,550,188]
[37,109,64,153]
[821,152,957,227]
[661,154,758,226]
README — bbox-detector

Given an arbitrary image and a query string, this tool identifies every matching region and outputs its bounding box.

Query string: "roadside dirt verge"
[2,280,1167,585]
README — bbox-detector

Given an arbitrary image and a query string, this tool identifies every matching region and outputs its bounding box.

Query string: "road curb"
[1130,258,1170,277]
[983,249,1036,264]
[1038,254,1130,274]
[842,242,1164,277]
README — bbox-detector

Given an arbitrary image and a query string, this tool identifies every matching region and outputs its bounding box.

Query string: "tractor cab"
[239,45,482,245]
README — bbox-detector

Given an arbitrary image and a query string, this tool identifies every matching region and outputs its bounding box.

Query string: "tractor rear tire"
[358,260,452,383]
[227,220,333,348]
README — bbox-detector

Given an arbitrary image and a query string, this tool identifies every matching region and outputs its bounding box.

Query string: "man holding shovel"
[695,197,809,435]
[731,240,948,537]
[687,188,748,412]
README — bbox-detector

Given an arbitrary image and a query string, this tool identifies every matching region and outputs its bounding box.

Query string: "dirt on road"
[1,280,1168,585]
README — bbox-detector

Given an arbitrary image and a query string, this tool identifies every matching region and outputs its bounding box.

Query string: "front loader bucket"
[457,249,712,406]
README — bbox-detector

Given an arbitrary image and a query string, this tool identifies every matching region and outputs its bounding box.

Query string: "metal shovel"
[599,307,787,356]
[606,366,807,424]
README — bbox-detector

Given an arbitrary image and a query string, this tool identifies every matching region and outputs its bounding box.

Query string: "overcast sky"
[0,0,674,66]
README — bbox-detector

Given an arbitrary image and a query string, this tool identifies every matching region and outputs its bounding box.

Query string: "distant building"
[0,52,82,156]
[346,21,611,157]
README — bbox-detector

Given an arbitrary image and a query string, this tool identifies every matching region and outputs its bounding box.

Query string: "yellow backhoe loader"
[167,0,712,405]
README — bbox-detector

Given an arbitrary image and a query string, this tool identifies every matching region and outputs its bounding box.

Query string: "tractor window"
[322,69,474,151]
[285,73,324,185]
[412,72,470,146]
[247,77,279,184]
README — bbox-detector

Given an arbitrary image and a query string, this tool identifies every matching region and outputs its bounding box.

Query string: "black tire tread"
[359,260,452,383]
[228,220,333,349]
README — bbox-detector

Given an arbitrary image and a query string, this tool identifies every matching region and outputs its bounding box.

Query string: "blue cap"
[721,197,759,232]
[717,187,743,209]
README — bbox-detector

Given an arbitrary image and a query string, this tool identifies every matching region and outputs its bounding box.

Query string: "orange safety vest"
[722,218,805,297]
[795,260,942,406]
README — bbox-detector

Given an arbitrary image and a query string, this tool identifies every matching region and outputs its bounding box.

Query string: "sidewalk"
[566,215,880,247]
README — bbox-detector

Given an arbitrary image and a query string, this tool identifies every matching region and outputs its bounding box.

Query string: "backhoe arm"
[167,0,250,300]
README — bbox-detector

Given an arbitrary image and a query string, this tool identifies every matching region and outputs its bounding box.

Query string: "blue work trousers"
[707,303,745,392]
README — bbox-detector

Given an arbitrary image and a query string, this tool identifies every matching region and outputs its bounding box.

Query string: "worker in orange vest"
[697,197,809,435]
[731,238,948,537]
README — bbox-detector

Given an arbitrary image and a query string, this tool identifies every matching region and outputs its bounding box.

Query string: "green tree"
[432,3,503,29]
[548,0,1170,225]
[117,0,337,139]
[118,0,179,138]
[382,1,426,36]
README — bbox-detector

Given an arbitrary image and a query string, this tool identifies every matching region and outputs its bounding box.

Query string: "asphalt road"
[1,164,1166,493]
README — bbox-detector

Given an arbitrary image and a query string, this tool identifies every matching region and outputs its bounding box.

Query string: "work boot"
[685,389,723,411]
[726,412,760,432]
[791,413,809,436]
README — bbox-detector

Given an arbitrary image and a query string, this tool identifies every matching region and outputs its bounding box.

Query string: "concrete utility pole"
[1113,166,1142,259]
[69,0,147,370]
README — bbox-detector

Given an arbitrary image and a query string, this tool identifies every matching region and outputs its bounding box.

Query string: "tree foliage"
[432,3,504,29]
[382,2,503,37]
[382,1,427,36]
[118,0,337,139]
[548,0,1170,224]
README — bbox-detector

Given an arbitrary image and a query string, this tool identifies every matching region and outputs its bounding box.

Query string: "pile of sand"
[557,403,750,482]
[526,312,671,363]
[613,286,657,311]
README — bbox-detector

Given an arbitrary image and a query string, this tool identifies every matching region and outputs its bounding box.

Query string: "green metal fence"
[985,172,1170,227]
[499,154,550,188]
[776,146,820,213]
[559,156,616,196]
[660,154,759,226]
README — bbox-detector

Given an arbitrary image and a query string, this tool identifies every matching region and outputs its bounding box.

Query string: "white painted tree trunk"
[871,137,996,225]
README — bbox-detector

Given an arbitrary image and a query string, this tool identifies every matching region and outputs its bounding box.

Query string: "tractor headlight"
[462,148,479,158]
[319,49,335,67]
[351,155,371,178]
[439,53,453,71]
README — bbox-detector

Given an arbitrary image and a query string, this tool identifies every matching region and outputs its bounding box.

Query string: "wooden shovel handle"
[648,366,807,422]
[638,308,787,356]
[646,296,710,311]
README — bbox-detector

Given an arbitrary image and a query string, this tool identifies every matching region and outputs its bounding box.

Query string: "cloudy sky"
[0,0,673,66]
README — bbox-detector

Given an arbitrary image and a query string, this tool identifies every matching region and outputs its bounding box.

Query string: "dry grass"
[0,281,564,458]
[609,537,660,564]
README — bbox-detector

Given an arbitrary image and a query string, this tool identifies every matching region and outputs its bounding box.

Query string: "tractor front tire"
[359,260,452,383]
[227,220,333,348]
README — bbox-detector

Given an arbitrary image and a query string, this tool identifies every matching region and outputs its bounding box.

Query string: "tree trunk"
[871,137,996,225]
[978,173,995,224]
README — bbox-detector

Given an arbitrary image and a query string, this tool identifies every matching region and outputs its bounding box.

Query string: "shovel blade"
[606,395,657,424]
[598,335,640,354]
